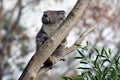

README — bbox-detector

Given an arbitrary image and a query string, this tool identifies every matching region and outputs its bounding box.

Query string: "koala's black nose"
[42,12,50,24]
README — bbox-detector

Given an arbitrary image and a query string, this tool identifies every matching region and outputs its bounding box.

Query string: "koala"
[36,10,66,67]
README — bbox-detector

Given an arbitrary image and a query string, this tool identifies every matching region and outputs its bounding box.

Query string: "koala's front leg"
[36,30,48,51]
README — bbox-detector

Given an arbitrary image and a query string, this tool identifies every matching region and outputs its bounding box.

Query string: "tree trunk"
[18,0,90,80]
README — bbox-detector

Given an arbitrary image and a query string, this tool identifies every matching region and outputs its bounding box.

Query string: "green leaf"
[94,47,100,55]
[101,59,111,67]
[86,41,89,47]
[87,71,95,80]
[62,77,73,80]
[77,49,85,57]
[102,67,109,79]
[80,61,88,64]
[100,47,109,58]
[99,55,106,57]
[104,51,108,58]
[74,43,81,47]
[77,67,90,69]
[74,57,83,59]
[108,48,111,55]
[94,55,99,65]
[74,75,85,80]
[95,63,101,74]
[101,47,105,55]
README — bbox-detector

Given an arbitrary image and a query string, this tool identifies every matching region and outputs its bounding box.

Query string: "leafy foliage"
[62,43,120,80]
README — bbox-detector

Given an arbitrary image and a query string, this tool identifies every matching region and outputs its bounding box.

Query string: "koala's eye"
[44,14,48,17]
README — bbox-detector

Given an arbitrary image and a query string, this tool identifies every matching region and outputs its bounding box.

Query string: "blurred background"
[0,0,120,80]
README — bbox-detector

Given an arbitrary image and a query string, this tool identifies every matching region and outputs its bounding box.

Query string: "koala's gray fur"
[36,10,66,67]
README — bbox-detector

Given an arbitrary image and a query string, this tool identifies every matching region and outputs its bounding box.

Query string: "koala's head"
[42,10,65,24]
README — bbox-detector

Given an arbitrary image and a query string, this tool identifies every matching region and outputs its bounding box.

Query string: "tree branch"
[0,0,23,53]
[18,0,90,80]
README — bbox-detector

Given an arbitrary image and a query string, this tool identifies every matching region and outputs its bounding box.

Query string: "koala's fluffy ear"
[43,11,48,15]
[56,10,65,15]
[56,10,65,20]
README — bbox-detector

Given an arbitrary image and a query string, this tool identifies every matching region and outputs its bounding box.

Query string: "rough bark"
[18,0,90,80]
